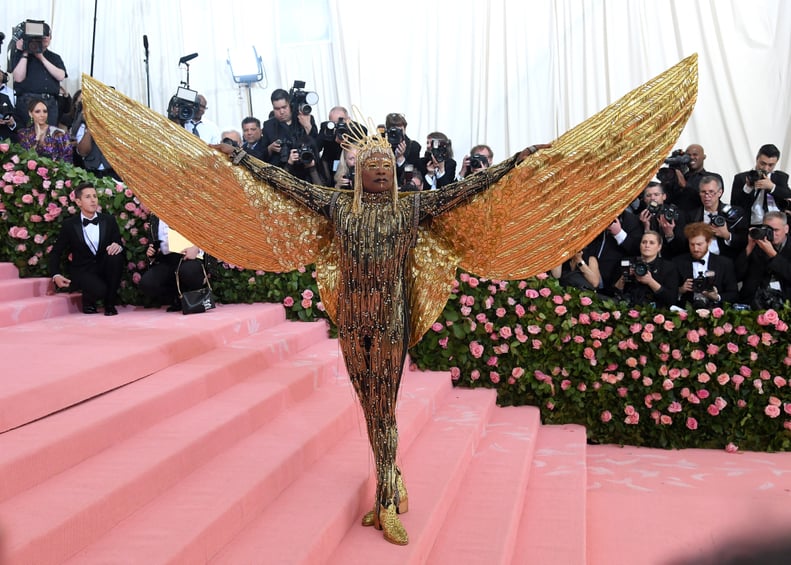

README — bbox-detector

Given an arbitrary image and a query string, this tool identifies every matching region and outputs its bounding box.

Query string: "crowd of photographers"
[5,19,790,315]
[554,143,791,313]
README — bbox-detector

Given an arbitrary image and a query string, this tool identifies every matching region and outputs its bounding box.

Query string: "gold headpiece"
[338,107,399,213]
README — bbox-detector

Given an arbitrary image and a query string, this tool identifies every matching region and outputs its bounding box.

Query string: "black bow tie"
[694,259,705,265]
[82,217,99,226]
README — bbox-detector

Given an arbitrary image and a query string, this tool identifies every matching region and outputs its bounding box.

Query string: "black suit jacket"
[48,212,123,276]
[673,252,739,306]
[735,239,791,303]
[730,170,791,217]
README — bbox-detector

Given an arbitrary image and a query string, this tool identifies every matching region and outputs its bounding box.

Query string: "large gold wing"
[430,54,698,280]
[81,75,331,272]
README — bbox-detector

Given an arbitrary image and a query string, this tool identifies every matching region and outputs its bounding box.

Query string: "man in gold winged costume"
[80,54,698,546]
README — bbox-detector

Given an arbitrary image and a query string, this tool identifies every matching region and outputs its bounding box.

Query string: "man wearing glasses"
[686,176,747,259]
[185,94,221,144]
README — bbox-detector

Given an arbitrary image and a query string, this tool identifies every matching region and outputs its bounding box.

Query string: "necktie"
[192,121,201,138]
[83,217,99,226]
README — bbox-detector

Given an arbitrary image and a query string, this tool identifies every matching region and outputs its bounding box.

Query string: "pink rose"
[301,289,314,300]
[660,415,672,425]
[727,342,739,354]
[707,405,720,417]
[686,417,698,430]
[450,367,461,380]
[470,370,480,381]
[132,272,141,284]
[600,410,612,423]
[431,322,443,332]
[525,289,539,299]
[511,367,525,379]
[469,341,484,358]
[489,371,500,383]
[514,304,525,317]
[539,287,551,298]
[668,402,682,413]
[27,159,37,170]
[467,277,479,288]
[580,296,592,306]
[9,226,30,239]
[725,443,739,453]
[686,329,700,343]
[300,298,312,309]
[499,326,512,339]
[283,296,294,307]
[765,405,781,418]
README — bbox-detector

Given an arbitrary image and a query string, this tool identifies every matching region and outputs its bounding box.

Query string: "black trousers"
[139,253,206,304]
[70,253,124,307]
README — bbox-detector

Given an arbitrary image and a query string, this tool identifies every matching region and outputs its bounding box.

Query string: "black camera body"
[709,214,726,228]
[289,80,319,115]
[647,201,680,222]
[749,224,774,241]
[18,20,49,54]
[425,138,450,163]
[692,270,715,293]
[747,169,768,185]
[664,149,692,170]
[319,117,350,142]
[343,166,355,187]
[469,153,489,171]
[168,86,200,122]
[0,99,14,120]
[386,127,404,148]
[278,138,315,165]
[221,136,240,148]
[622,259,654,283]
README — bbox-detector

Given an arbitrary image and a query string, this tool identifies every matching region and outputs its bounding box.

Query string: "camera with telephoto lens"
[289,80,319,116]
[469,153,489,171]
[647,201,680,222]
[664,149,691,170]
[749,224,774,240]
[746,169,768,185]
[167,86,200,122]
[709,214,726,228]
[425,138,450,163]
[15,20,49,54]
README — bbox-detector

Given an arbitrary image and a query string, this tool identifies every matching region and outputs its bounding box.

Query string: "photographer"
[418,132,457,190]
[139,213,207,312]
[333,147,356,189]
[686,176,747,259]
[638,181,687,258]
[184,94,221,144]
[735,211,791,309]
[10,20,67,127]
[262,87,323,183]
[673,222,738,309]
[458,144,494,180]
[0,71,18,142]
[70,89,117,178]
[614,230,679,308]
[730,144,791,226]
[319,106,367,186]
[658,144,724,213]
[383,112,421,184]
[589,211,643,293]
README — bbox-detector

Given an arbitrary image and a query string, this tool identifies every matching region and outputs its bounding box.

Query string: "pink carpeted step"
[0,293,82,328]
[327,387,499,565]
[0,320,331,503]
[0,262,20,279]
[61,353,357,565]
[2,338,345,565]
[427,405,542,564]
[0,303,287,433]
[513,424,588,565]
[208,368,454,564]
[0,276,53,301]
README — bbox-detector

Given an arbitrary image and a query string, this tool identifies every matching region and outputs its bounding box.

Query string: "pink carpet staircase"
[1,262,790,565]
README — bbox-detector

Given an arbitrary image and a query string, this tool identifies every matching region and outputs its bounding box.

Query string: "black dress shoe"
[83,305,98,314]
[104,305,118,316]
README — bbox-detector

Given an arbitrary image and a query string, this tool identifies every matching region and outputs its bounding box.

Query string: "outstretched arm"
[213,143,335,217]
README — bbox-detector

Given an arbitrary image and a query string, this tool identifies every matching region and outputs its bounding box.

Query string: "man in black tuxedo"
[735,211,791,308]
[730,144,791,226]
[241,117,267,161]
[674,222,738,309]
[49,182,124,315]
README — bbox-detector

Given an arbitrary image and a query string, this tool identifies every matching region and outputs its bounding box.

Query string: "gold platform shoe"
[373,502,409,545]
[362,468,408,526]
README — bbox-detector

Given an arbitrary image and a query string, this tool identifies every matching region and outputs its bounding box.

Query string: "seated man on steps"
[139,213,207,311]
[48,182,124,315]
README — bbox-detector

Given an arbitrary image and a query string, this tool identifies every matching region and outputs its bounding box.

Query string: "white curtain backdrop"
[5,0,790,198]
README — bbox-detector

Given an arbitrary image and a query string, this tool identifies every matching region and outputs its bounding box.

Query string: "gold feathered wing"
[82,54,696,346]
[81,75,332,272]
[404,54,698,343]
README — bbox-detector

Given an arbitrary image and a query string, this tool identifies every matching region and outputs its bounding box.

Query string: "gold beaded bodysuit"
[80,54,698,546]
